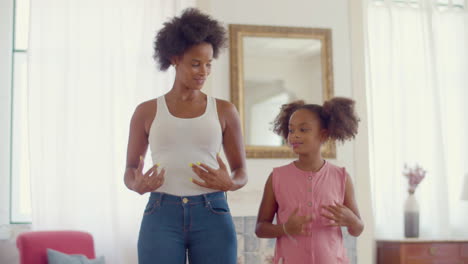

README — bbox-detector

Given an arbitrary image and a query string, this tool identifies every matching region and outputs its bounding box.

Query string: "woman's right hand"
[284,207,314,236]
[131,156,165,195]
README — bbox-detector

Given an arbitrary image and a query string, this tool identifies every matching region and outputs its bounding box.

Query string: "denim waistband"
[149,191,226,205]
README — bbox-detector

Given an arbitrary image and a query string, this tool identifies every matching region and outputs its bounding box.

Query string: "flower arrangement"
[403,163,426,194]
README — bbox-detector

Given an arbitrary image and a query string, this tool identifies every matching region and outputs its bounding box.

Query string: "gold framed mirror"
[229,24,336,159]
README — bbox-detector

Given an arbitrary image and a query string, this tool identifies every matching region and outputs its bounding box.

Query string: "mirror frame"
[229,24,336,159]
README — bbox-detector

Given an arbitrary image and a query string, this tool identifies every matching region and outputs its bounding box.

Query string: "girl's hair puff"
[273,97,359,143]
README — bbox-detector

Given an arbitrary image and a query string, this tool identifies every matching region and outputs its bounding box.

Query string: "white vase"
[404,192,419,238]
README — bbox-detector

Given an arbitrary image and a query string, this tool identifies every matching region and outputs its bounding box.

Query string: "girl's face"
[287,109,328,155]
[172,42,213,90]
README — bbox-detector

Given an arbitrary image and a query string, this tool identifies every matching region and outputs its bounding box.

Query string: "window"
[367,0,468,238]
[435,0,466,9]
[371,0,466,9]
[10,0,31,223]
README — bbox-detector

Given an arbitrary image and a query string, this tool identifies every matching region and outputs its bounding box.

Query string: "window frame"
[9,0,32,224]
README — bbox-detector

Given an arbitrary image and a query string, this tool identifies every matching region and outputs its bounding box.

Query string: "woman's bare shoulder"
[135,99,157,116]
[214,98,237,114]
[133,99,158,133]
[214,98,241,133]
[136,98,157,113]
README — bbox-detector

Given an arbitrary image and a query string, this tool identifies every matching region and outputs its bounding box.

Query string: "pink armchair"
[16,230,95,264]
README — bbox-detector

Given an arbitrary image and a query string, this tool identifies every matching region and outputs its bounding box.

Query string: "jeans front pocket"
[207,198,231,215]
[143,199,160,216]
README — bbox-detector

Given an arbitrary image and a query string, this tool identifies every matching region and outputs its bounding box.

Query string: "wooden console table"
[377,239,468,264]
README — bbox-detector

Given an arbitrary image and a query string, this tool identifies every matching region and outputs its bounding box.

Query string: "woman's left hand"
[191,154,234,191]
[321,201,358,227]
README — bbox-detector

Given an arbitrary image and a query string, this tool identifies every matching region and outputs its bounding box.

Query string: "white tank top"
[148,95,223,196]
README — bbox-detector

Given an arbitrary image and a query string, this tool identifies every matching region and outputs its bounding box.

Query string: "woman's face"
[287,109,327,155]
[173,42,213,90]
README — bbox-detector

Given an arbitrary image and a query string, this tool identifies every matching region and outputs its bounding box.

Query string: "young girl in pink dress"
[255,97,364,264]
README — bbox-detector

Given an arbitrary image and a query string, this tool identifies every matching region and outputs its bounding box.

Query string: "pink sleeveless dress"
[272,161,349,264]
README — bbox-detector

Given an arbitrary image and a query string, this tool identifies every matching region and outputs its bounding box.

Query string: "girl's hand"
[190,154,234,191]
[321,201,358,227]
[131,157,165,195]
[284,207,314,236]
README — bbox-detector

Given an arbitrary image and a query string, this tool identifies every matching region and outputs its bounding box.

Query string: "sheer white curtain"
[367,0,468,239]
[28,0,194,263]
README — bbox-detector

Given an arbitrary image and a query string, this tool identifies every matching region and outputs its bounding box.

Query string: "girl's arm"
[343,173,364,236]
[256,173,314,238]
[255,173,286,238]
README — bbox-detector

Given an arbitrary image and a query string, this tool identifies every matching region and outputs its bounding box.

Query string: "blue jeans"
[137,192,237,264]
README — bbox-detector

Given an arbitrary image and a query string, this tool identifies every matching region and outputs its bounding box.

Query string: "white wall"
[198,0,375,263]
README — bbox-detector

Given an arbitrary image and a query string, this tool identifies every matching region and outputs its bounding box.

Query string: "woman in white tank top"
[123,8,247,264]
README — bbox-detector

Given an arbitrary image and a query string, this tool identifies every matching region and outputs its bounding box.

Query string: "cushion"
[47,249,105,264]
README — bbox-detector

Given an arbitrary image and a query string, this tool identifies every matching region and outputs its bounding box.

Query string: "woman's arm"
[219,100,247,191]
[124,101,164,194]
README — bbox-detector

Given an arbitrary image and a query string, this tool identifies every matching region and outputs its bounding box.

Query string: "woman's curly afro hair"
[154,8,227,71]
